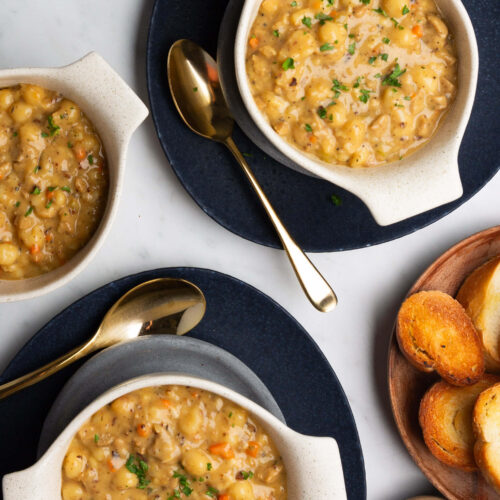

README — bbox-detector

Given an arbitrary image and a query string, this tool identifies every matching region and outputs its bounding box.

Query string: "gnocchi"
[246,0,457,167]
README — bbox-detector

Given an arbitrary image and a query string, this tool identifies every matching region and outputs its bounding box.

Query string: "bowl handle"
[57,52,149,141]
[2,460,57,500]
[288,434,347,499]
[353,158,463,226]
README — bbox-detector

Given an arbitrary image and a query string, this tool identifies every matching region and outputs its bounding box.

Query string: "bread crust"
[473,382,500,494]
[419,376,500,471]
[457,256,500,372]
[397,290,485,385]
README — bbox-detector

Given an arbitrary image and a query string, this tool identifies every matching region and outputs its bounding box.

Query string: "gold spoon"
[167,39,337,312]
[0,278,206,399]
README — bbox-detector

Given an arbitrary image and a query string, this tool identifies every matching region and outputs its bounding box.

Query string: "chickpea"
[227,481,255,500]
[381,0,406,18]
[0,242,19,266]
[318,22,347,46]
[179,406,204,436]
[182,448,211,476]
[113,466,138,490]
[305,78,332,102]
[0,89,14,111]
[10,101,33,123]
[279,30,316,60]
[260,0,279,15]
[326,102,347,128]
[21,84,47,108]
[61,481,84,500]
[63,451,87,479]
[110,395,135,417]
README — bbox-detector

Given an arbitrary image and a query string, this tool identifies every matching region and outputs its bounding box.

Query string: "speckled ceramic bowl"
[2,373,347,499]
[235,0,478,226]
[0,53,148,302]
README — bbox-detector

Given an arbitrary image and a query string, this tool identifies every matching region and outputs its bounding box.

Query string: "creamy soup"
[0,84,108,279]
[246,0,457,167]
[61,385,287,500]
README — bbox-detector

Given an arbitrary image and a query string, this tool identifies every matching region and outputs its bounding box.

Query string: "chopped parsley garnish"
[32,186,41,195]
[12,131,18,137]
[348,42,356,55]
[348,33,355,38]
[126,455,150,489]
[383,37,390,44]
[353,77,362,88]
[47,115,60,136]
[331,79,349,99]
[34,166,41,173]
[381,53,389,61]
[282,57,295,70]
[390,17,404,29]
[368,56,377,64]
[61,186,71,192]
[360,0,370,3]
[193,87,198,92]
[382,63,406,87]
[94,434,99,443]
[48,186,57,192]
[302,16,312,28]
[24,206,33,217]
[87,154,94,165]
[320,42,334,51]
[273,29,280,37]
[290,0,297,5]
[402,4,410,14]
[14,201,20,207]
[228,412,233,417]
[173,471,193,496]
[240,471,254,480]
[67,141,73,148]
[343,23,348,30]
[326,0,334,4]
[331,194,342,206]
[372,7,388,16]
[46,200,53,209]
[317,106,327,119]
[207,463,212,471]
[206,487,219,498]
[404,95,411,100]
[374,73,382,78]
[315,12,333,24]
[359,89,373,103]
[305,123,313,132]
[41,132,49,138]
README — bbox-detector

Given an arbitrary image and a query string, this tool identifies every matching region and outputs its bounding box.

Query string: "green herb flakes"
[317,106,327,119]
[24,206,33,217]
[331,194,342,206]
[87,154,94,165]
[381,53,389,61]
[383,37,390,44]
[402,4,410,14]
[47,115,60,136]
[273,29,280,37]
[302,16,312,28]
[282,57,295,70]
[359,89,372,103]
[61,186,71,193]
[94,434,99,443]
[382,63,406,87]
[126,455,150,489]
[320,42,334,51]
[206,487,219,498]
[372,7,388,16]
[368,56,377,64]
[348,42,356,55]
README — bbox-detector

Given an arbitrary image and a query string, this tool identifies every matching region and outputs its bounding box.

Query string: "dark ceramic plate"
[146,0,499,252]
[0,268,366,500]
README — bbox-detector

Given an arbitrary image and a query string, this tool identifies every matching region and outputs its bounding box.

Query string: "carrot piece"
[249,36,259,49]
[161,398,171,407]
[74,146,86,161]
[107,459,116,472]
[246,441,260,458]
[30,244,40,255]
[312,0,322,9]
[218,495,230,500]
[45,233,53,243]
[136,423,151,437]
[309,135,317,144]
[412,25,423,37]
[209,442,235,459]
[330,10,338,17]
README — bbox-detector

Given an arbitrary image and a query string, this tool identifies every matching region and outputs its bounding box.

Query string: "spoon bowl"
[0,278,206,399]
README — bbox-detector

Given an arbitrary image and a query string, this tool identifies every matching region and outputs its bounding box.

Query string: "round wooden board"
[388,225,500,500]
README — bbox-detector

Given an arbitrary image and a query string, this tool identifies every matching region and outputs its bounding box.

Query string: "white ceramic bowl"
[235,0,478,226]
[0,53,149,302]
[2,373,347,499]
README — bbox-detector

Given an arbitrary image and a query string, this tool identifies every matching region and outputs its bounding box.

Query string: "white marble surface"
[0,1,498,499]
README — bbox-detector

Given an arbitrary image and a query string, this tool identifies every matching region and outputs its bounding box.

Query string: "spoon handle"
[224,136,337,312]
[0,342,93,400]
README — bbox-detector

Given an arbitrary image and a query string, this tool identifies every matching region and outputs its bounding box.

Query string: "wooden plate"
[388,225,500,500]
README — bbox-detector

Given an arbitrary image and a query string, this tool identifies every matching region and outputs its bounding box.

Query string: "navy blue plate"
[146,0,499,252]
[0,268,366,499]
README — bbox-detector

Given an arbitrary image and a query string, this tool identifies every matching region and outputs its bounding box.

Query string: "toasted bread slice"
[457,256,500,372]
[397,290,484,385]
[419,376,500,470]
[473,382,500,494]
